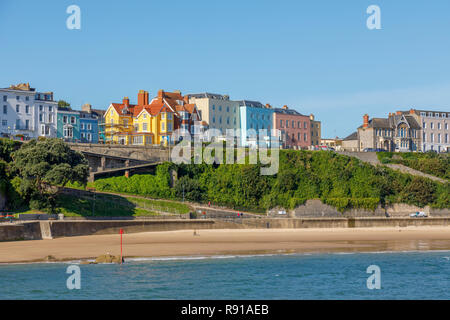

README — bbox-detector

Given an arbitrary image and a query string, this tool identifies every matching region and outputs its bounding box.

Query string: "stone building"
[357,112,421,152]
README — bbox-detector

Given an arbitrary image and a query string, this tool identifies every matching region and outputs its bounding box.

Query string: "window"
[227,117,230,125]
[304,133,307,141]
[168,123,172,131]
[2,96,6,102]
[161,113,166,119]
[212,116,215,123]
[39,114,43,122]
[438,123,441,130]
[168,113,173,120]
[15,119,20,129]
[423,122,426,128]
[280,120,283,128]
[2,120,7,126]
[80,123,85,130]
[49,114,53,123]
[227,106,229,112]
[25,105,29,114]
[49,106,52,112]
[292,121,295,128]
[16,105,19,113]
[41,125,46,135]
[133,136,143,145]
[70,116,76,124]
[445,123,448,130]
[219,106,222,111]
[16,96,19,101]
[420,112,426,117]
[25,120,29,130]
[87,133,92,141]
[423,132,426,142]
[25,96,29,101]
[304,122,307,129]
[87,124,92,131]
[63,116,68,124]
[430,122,434,129]
[438,134,441,143]
[298,121,301,128]
[445,134,448,143]
[286,121,289,128]
[143,123,148,131]
[123,119,128,128]
[430,133,434,142]
[3,105,7,114]
[219,117,222,124]
[81,132,85,139]
[298,132,301,141]
[161,122,165,131]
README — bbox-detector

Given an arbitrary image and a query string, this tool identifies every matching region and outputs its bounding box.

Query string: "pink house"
[273,105,311,149]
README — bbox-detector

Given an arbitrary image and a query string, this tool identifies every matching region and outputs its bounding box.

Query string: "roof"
[358,114,421,130]
[273,108,305,116]
[238,100,266,108]
[187,93,230,100]
[343,131,358,141]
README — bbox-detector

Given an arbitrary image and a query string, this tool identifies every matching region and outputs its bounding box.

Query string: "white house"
[0,83,57,139]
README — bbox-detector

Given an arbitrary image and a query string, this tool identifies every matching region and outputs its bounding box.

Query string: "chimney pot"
[363,114,369,128]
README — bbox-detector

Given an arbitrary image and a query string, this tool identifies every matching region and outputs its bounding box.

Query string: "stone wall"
[267,199,386,218]
[69,143,169,162]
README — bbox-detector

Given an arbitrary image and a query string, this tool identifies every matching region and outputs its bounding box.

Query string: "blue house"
[79,104,102,143]
[56,106,80,142]
[238,100,274,147]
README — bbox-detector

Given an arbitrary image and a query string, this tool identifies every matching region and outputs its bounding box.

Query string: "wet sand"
[2,226,450,263]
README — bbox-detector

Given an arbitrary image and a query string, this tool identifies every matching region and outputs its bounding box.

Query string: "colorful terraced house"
[103,89,201,146]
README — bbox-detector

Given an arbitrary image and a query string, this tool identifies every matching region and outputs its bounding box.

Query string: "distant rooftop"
[187,93,230,100]
[273,107,305,116]
[237,100,266,108]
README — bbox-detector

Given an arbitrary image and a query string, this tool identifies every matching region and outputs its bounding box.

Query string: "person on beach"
[208,201,211,207]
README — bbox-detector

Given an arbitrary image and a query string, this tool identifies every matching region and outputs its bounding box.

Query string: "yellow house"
[103,90,176,146]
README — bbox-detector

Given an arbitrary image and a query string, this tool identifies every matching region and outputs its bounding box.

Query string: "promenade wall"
[2,217,450,242]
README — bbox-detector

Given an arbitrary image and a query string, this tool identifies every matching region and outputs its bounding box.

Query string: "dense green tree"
[12,139,89,212]
[58,100,71,108]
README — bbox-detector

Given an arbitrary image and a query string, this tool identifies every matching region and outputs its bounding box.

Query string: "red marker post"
[119,228,124,264]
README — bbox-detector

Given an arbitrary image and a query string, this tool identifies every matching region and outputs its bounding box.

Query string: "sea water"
[0,251,449,300]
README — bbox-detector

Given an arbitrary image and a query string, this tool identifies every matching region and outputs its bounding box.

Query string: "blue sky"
[1,0,449,138]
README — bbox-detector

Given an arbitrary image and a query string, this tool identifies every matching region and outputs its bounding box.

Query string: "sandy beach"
[2,226,450,263]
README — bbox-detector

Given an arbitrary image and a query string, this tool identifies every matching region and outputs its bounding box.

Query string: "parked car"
[363,148,375,152]
[409,211,428,218]
[374,148,387,152]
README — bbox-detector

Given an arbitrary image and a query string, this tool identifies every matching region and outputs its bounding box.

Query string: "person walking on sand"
[208,201,211,207]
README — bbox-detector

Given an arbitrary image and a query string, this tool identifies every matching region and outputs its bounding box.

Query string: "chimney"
[174,90,182,95]
[138,90,145,106]
[265,103,272,109]
[409,108,415,114]
[282,105,288,110]
[310,114,315,121]
[123,97,129,107]
[363,114,369,128]
[158,90,164,99]
[144,91,149,105]
[81,103,92,113]
[396,111,402,115]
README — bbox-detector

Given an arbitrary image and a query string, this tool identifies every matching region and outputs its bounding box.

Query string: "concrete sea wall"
[2,217,450,242]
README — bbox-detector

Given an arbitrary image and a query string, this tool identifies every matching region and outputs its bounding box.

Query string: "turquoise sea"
[1,251,449,300]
